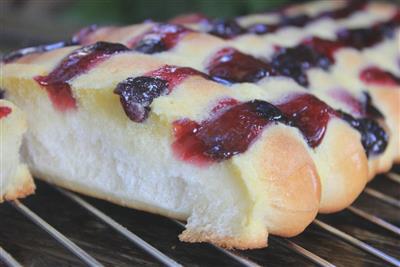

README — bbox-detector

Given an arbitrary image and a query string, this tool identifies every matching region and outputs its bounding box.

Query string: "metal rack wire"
[1,171,399,267]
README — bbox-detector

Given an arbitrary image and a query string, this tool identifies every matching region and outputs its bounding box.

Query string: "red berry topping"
[207,48,275,84]
[35,42,129,111]
[147,65,208,91]
[210,98,240,114]
[277,94,337,148]
[172,100,287,164]
[0,106,12,119]
[302,37,343,62]
[360,67,400,87]
[130,24,191,54]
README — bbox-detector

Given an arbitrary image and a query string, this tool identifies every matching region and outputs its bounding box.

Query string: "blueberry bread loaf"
[0,99,34,202]
[1,0,398,248]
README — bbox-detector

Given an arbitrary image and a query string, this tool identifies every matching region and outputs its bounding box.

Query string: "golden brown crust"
[179,229,268,250]
[2,165,35,202]
[234,125,321,237]
[315,119,368,213]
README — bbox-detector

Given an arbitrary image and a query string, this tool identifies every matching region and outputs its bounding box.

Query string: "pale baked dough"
[0,99,35,202]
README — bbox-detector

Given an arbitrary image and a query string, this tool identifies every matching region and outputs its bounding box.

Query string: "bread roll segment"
[66,0,399,213]
[0,99,35,202]
[3,53,320,249]
[1,0,398,249]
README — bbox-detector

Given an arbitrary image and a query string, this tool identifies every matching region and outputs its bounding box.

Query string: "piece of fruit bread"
[0,99,35,202]
[53,0,399,213]
[1,0,398,249]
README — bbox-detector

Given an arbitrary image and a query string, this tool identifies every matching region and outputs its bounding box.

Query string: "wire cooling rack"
[0,168,399,267]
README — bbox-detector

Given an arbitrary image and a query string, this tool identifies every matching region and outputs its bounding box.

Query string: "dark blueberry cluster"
[251,100,289,124]
[114,77,169,122]
[206,19,246,39]
[134,37,167,54]
[362,92,384,119]
[339,111,388,157]
[280,14,311,27]
[271,45,332,87]
[336,28,383,50]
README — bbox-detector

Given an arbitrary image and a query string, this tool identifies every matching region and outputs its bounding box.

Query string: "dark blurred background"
[1,0,299,53]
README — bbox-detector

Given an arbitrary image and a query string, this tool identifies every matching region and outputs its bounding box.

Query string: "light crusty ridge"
[1,0,399,249]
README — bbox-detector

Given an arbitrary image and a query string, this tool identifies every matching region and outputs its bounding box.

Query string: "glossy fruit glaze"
[0,106,12,119]
[173,92,388,165]
[360,67,400,87]
[172,99,287,164]
[207,48,275,84]
[129,24,192,54]
[35,42,129,111]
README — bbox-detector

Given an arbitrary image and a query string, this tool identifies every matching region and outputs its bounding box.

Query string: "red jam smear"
[172,93,387,164]
[172,99,287,164]
[207,48,275,84]
[360,67,400,87]
[302,37,344,62]
[210,98,239,113]
[35,42,129,111]
[277,94,337,148]
[129,24,191,53]
[0,106,12,119]
[147,65,208,91]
